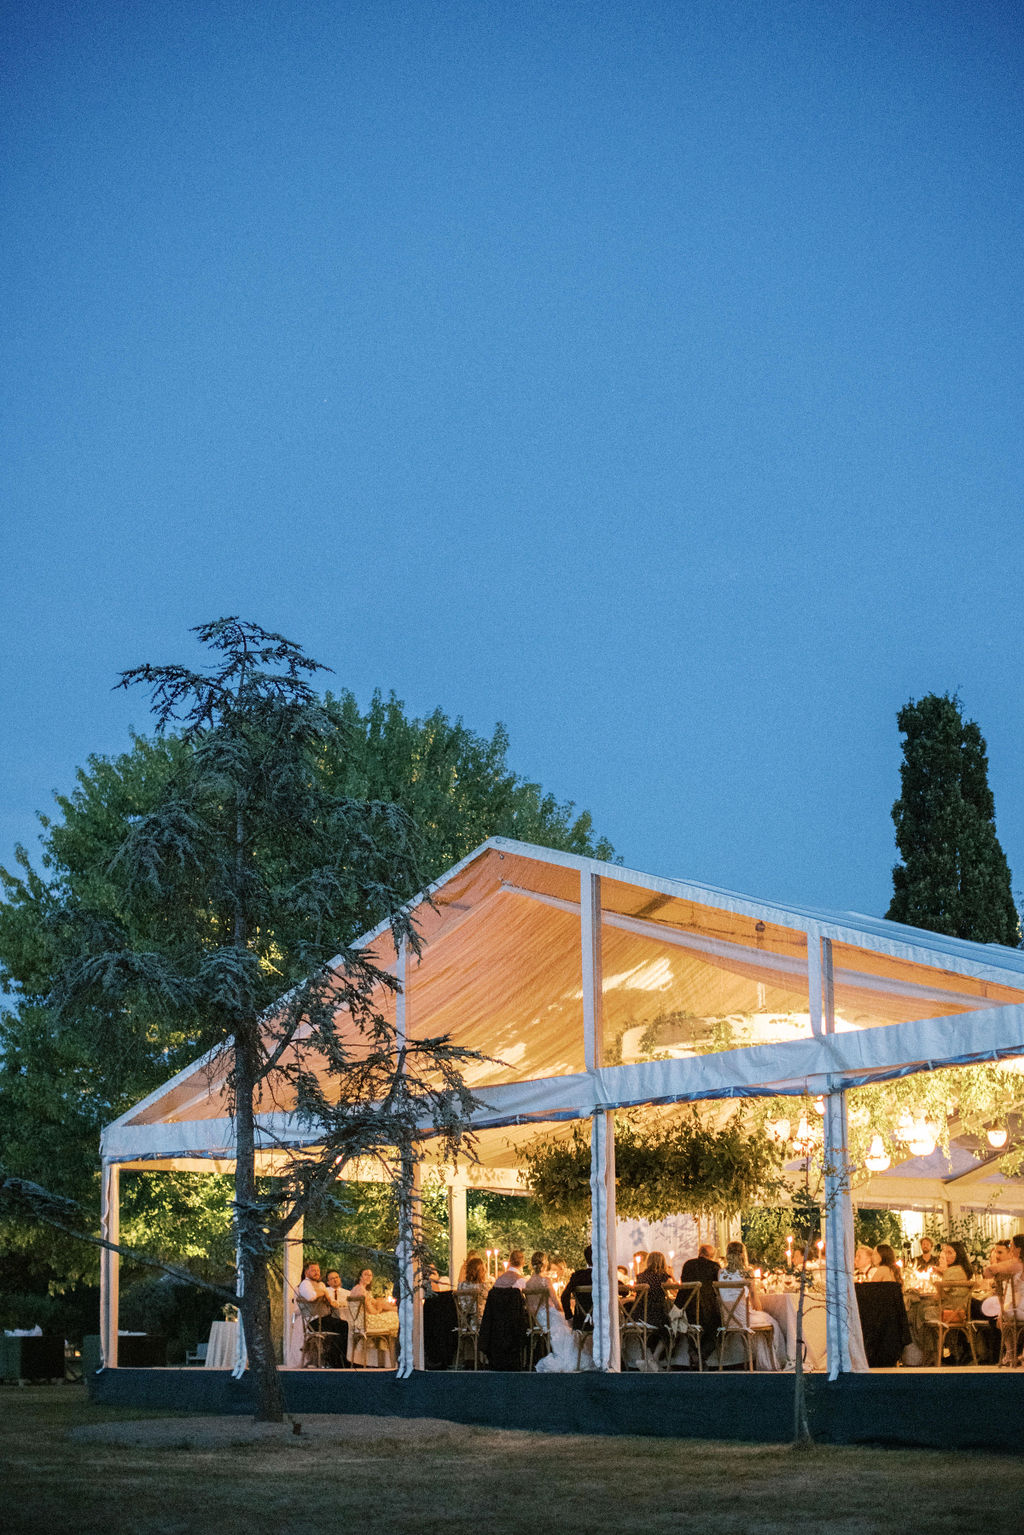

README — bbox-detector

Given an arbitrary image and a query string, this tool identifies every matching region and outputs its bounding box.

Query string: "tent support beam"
[581,870,620,1370]
[100,1161,119,1369]
[591,1109,620,1371]
[447,1177,467,1286]
[283,1215,304,1366]
[820,939,867,1375]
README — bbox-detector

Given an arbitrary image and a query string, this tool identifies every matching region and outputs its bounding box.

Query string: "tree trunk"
[234,1028,285,1422]
[792,1246,813,1447]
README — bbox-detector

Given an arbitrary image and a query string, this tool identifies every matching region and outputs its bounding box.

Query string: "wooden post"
[447,1176,467,1286]
[99,1161,119,1368]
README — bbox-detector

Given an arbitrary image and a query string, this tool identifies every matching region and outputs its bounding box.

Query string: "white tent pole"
[581,871,620,1370]
[232,1243,246,1377]
[581,872,603,1074]
[393,937,420,1377]
[447,1176,467,1285]
[282,1215,304,1367]
[590,1110,620,1371]
[99,1161,119,1369]
[411,1159,424,1372]
[820,938,868,1375]
[807,925,823,1037]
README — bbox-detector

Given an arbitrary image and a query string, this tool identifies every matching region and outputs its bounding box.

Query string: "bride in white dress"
[527,1251,597,1373]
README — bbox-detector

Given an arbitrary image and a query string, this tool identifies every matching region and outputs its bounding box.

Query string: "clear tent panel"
[829,940,1024,1032]
[596,875,810,1066]
[404,847,586,1088]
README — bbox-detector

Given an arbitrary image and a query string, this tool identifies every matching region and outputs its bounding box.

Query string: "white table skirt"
[204,1319,245,1369]
[761,1290,827,1370]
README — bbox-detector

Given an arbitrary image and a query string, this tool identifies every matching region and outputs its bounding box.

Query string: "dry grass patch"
[1,1385,1022,1535]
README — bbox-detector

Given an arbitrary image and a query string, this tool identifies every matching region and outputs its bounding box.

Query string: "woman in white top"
[981,1236,1024,1330]
[717,1240,784,1371]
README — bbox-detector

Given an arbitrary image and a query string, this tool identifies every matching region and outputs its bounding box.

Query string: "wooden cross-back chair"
[620,1284,656,1372]
[571,1285,594,1371]
[297,1302,330,1368]
[713,1281,774,1372]
[933,1280,979,1367]
[346,1295,397,1370]
[995,1275,1021,1368]
[668,1280,703,1372]
[525,1290,554,1370]
[453,1289,483,1370]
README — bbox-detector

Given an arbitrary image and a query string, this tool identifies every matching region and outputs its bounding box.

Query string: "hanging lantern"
[769,1117,791,1143]
[813,1095,826,1115]
[908,1118,936,1158]
[865,1134,890,1173]
[987,1126,1008,1149]
[795,1114,812,1150]
[895,1110,915,1143]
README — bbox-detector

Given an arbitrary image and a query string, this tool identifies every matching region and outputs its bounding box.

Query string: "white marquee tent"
[99,838,1024,1377]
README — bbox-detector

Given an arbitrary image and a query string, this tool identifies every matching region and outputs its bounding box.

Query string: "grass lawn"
[2,1384,1023,1535]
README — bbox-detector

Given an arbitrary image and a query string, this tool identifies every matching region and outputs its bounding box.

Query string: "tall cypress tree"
[887,692,1020,945]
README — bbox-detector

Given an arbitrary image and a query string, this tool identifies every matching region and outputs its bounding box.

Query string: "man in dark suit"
[561,1246,630,1330]
[676,1243,721,1364]
[561,1245,594,1328]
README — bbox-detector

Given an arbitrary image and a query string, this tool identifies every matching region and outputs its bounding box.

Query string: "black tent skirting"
[89,1367,1024,1453]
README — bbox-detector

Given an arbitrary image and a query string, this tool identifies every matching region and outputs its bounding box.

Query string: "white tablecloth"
[761,1290,827,1370]
[204,1319,245,1369]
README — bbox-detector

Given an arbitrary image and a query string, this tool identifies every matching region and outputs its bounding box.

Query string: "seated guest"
[853,1246,875,1281]
[718,1241,783,1369]
[493,1248,527,1289]
[349,1268,400,1339]
[324,1269,347,1308]
[550,1257,570,1292]
[524,1252,560,1310]
[870,1244,901,1284]
[457,1255,491,1324]
[636,1250,674,1362]
[562,1246,594,1327]
[981,1239,1024,1357]
[937,1241,973,1286]
[915,1236,941,1271]
[297,1260,347,1367]
[456,1249,482,1285]
[559,1246,629,1327]
[677,1242,721,1343]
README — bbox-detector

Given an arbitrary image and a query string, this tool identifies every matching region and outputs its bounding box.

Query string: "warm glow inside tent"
[99,838,1024,1376]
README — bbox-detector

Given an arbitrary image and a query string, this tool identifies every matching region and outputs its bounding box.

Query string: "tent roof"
[102,838,1024,1176]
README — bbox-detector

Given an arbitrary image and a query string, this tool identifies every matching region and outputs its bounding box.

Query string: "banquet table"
[204,1318,245,1369]
[760,1289,827,1371]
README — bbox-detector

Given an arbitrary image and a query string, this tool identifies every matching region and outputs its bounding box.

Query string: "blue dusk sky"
[3,0,1023,921]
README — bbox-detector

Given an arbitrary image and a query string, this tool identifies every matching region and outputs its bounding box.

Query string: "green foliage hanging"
[521,1109,787,1224]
